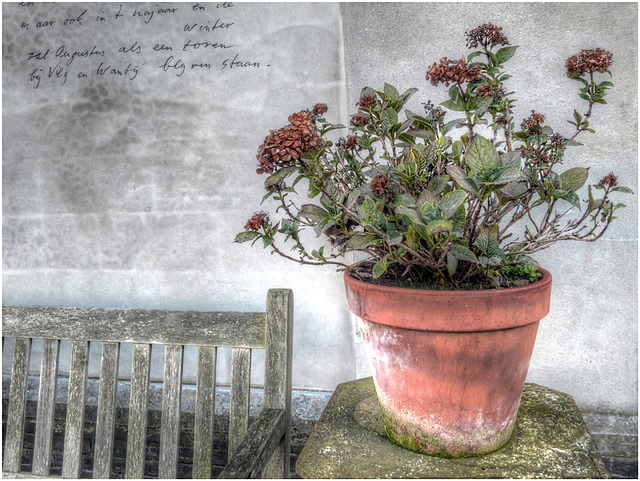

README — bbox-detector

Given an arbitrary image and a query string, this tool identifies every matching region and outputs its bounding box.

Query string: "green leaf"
[439,190,466,219]
[612,186,634,194]
[372,256,393,279]
[395,206,422,224]
[420,202,440,222]
[450,244,478,263]
[441,98,467,112]
[417,189,440,210]
[426,175,450,196]
[446,165,480,196]
[466,134,500,176]
[346,188,362,209]
[500,151,522,169]
[234,231,262,243]
[381,107,399,127]
[560,191,581,209]
[447,253,458,276]
[426,219,453,235]
[347,233,380,250]
[264,166,297,187]
[498,181,528,199]
[450,204,466,233]
[495,45,518,64]
[474,224,501,256]
[384,83,400,101]
[406,225,420,251]
[559,167,589,192]
[299,204,329,223]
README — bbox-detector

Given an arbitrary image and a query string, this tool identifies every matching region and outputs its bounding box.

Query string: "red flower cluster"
[337,135,359,151]
[476,83,505,99]
[600,172,618,187]
[465,23,509,49]
[566,48,613,78]
[256,106,325,174]
[357,95,376,109]
[244,212,270,231]
[350,114,370,127]
[371,174,392,195]
[425,57,482,87]
[521,110,546,135]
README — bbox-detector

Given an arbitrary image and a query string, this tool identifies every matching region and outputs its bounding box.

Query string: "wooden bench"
[2,289,293,479]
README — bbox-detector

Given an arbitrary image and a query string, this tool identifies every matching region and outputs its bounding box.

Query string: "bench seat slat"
[2,306,266,348]
[32,339,60,476]
[62,340,90,479]
[229,347,251,458]
[94,342,120,479]
[159,345,184,479]
[193,346,217,479]
[125,343,152,479]
[3,338,32,473]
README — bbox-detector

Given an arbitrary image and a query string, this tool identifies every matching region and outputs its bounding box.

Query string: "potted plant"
[235,23,632,457]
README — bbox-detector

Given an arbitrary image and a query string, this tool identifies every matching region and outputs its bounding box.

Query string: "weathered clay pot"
[344,269,552,457]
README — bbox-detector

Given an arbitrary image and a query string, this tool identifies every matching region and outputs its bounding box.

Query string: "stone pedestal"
[296,377,609,479]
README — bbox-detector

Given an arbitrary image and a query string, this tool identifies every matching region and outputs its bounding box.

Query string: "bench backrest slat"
[62,340,90,479]
[193,346,217,479]
[228,347,251,458]
[2,307,266,348]
[94,342,121,479]
[32,339,60,476]
[2,337,32,473]
[158,345,184,479]
[125,343,152,479]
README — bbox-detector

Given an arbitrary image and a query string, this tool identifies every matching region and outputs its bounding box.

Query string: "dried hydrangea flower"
[256,109,323,174]
[465,23,509,49]
[312,103,328,117]
[521,110,546,135]
[357,95,376,109]
[425,57,482,87]
[600,172,618,187]
[350,114,371,127]
[476,83,505,99]
[371,174,392,195]
[244,211,270,231]
[566,48,613,78]
[338,135,359,151]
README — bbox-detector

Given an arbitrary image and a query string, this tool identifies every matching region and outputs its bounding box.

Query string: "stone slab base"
[296,377,610,479]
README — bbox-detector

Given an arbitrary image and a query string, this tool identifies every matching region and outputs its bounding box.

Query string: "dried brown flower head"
[338,135,359,151]
[244,211,270,231]
[566,48,613,78]
[476,83,505,99]
[312,103,328,117]
[600,172,618,187]
[357,95,376,109]
[465,23,509,49]
[371,174,392,196]
[524,147,550,166]
[350,114,371,127]
[425,57,482,87]
[521,110,546,135]
[256,109,323,174]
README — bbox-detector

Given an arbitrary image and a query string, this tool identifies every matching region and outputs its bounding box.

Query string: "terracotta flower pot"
[344,269,552,457]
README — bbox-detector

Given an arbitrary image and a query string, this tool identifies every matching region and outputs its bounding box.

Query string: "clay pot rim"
[343,268,552,332]
[344,267,552,297]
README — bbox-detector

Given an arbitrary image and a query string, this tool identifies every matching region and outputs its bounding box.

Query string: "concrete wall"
[341,2,638,415]
[2,2,353,391]
[3,2,637,419]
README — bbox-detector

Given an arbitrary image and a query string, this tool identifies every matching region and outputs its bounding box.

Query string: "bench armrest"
[219,408,286,478]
